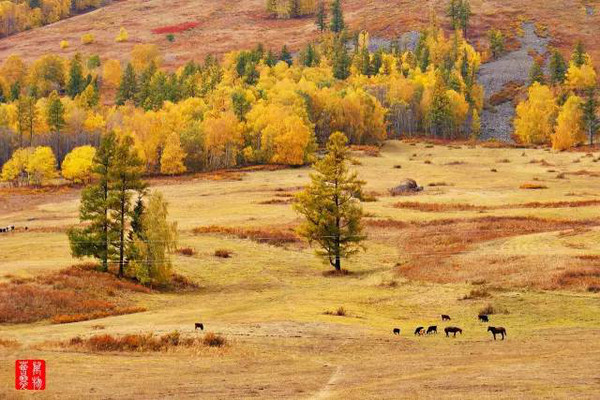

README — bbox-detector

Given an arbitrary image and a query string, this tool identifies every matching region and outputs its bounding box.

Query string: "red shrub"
[151,22,200,34]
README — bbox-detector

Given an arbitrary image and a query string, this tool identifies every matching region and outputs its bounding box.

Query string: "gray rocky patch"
[478,23,550,142]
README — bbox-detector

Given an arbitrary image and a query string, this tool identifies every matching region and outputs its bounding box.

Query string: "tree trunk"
[101,182,109,272]
[56,130,61,169]
[118,192,125,278]
[334,251,341,271]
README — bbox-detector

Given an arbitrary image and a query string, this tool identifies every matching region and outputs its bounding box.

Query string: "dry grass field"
[0,0,599,68]
[0,141,599,398]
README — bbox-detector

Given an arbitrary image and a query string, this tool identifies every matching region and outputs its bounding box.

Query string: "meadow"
[0,140,599,398]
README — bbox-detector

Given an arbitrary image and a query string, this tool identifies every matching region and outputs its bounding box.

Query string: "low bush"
[81,33,95,45]
[0,338,20,348]
[394,202,485,212]
[460,288,491,300]
[193,225,300,247]
[0,265,149,324]
[152,22,200,34]
[349,145,380,157]
[324,306,347,316]
[519,183,548,190]
[65,331,226,352]
[177,247,196,256]
[52,307,146,324]
[202,332,226,347]
[214,249,233,258]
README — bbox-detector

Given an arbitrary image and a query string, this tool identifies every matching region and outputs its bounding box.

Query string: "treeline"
[1,5,483,185]
[514,42,599,149]
[0,0,108,38]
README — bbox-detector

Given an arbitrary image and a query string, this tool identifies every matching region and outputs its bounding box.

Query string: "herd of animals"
[0,225,27,233]
[193,315,507,341]
[393,314,507,340]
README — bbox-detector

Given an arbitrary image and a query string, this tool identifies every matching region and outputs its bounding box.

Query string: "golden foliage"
[103,59,121,87]
[81,33,95,45]
[131,44,161,71]
[115,27,128,43]
[61,145,96,183]
[552,95,586,150]
[514,83,557,144]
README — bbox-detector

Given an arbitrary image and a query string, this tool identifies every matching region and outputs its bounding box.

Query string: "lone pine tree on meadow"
[294,132,366,271]
[68,132,146,277]
[68,132,119,272]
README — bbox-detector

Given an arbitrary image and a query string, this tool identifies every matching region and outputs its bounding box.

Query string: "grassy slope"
[0,142,599,398]
[0,0,598,68]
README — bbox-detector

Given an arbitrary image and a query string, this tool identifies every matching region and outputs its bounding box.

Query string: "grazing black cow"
[10,226,14,231]
[195,323,204,331]
[393,328,401,335]
[478,314,489,322]
[441,314,451,321]
[444,327,462,337]
[414,326,425,336]
[488,326,506,340]
[426,325,437,335]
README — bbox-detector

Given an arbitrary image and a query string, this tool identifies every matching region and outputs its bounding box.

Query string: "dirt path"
[313,366,344,400]
[478,23,550,142]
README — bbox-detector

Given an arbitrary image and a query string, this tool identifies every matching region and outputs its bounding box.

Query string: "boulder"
[389,179,423,196]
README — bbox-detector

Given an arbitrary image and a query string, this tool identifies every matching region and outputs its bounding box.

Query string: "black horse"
[478,314,489,322]
[393,328,401,335]
[426,325,437,335]
[414,326,425,336]
[441,314,451,321]
[195,323,204,331]
[444,327,462,337]
[487,326,506,340]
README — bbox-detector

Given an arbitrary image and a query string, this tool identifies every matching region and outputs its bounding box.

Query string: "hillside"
[0,0,599,68]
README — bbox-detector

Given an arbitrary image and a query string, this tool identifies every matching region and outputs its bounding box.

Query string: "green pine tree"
[265,49,277,67]
[289,0,300,18]
[370,49,383,75]
[136,62,157,108]
[572,41,586,67]
[116,63,137,105]
[332,39,351,80]
[427,73,453,138]
[109,135,146,278]
[458,0,471,37]
[68,132,119,272]
[549,50,567,85]
[529,61,545,85]
[280,45,293,66]
[46,91,65,167]
[330,0,345,34]
[582,87,599,145]
[294,132,366,271]
[231,89,252,121]
[67,53,86,98]
[316,1,327,32]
